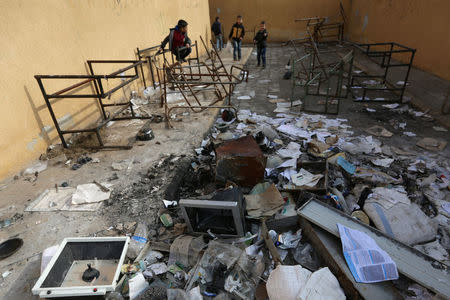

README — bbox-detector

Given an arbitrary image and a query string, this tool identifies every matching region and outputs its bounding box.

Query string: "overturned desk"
[35,60,152,149]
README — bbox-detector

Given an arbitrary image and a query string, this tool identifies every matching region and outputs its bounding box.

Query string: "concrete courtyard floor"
[0,42,449,299]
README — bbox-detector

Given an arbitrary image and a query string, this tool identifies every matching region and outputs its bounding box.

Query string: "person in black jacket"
[253,21,268,68]
[228,15,245,61]
[160,19,192,62]
[211,17,223,51]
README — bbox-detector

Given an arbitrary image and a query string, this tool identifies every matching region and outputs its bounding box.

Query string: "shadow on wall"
[24,85,52,147]
[24,61,112,149]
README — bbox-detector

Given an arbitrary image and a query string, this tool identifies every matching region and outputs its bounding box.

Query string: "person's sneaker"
[257,63,260,67]
[233,57,237,61]
[181,58,187,63]
[263,64,266,68]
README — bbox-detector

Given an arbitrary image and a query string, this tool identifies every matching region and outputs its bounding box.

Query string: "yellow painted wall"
[208,0,341,43]
[0,0,211,180]
[343,0,450,81]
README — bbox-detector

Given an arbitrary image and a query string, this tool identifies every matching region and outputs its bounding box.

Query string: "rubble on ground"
[41,100,446,299]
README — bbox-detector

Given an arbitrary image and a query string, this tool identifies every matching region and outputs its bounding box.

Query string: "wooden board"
[297,199,450,297]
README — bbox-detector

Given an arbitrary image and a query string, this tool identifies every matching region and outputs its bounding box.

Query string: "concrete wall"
[343,0,450,81]
[208,0,341,43]
[0,0,211,180]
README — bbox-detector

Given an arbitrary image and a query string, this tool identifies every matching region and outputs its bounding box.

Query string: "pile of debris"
[31,105,449,299]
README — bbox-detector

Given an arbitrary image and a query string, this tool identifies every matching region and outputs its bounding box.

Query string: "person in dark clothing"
[228,15,245,61]
[253,21,268,68]
[160,19,192,62]
[211,16,223,51]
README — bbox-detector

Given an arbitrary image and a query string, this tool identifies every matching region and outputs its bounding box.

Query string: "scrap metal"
[215,136,266,187]
[35,60,153,149]
[154,36,248,127]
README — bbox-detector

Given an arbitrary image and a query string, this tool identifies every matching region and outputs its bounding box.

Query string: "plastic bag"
[226,41,233,55]
[292,243,319,271]
[167,286,202,300]
[41,245,59,273]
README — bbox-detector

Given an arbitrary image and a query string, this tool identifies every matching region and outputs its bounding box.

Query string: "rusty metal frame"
[295,17,344,44]
[137,42,202,89]
[157,36,249,128]
[35,60,152,149]
[349,42,416,103]
[291,50,353,115]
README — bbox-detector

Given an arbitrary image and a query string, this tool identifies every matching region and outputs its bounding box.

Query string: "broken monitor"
[32,237,129,298]
[180,187,245,237]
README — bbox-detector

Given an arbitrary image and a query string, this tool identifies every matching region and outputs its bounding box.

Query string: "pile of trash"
[33,106,449,299]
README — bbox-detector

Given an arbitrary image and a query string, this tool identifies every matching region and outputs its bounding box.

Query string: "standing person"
[211,17,223,51]
[160,19,191,62]
[253,21,268,68]
[228,15,245,61]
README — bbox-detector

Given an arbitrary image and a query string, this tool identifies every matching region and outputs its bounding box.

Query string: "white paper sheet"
[337,224,399,283]
[71,183,112,205]
[277,158,297,169]
[291,168,323,187]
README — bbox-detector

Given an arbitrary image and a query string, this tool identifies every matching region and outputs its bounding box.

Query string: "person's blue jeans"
[215,34,223,51]
[257,46,266,66]
[233,39,242,60]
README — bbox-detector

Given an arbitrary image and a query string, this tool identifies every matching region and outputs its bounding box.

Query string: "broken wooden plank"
[261,219,283,266]
[299,218,402,300]
[297,199,450,297]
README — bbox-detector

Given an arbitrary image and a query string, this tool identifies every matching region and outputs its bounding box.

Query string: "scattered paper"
[442,203,450,214]
[276,102,291,108]
[163,200,177,208]
[128,272,149,299]
[382,104,400,109]
[274,107,290,113]
[337,224,399,283]
[371,158,394,168]
[277,158,297,169]
[403,131,416,137]
[355,96,370,101]
[366,108,376,112]
[246,183,285,218]
[277,142,301,159]
[143,262,167,276]
[291,168,323,188]
[366,125,393,137]
[236,123,247,130]
[267,94,278,99]
[24,161,48,176]
[433,126,448,132]
[277,124,311,139]
[237,95,251,100]
[416,137,447,151]
[363,80,380,85]
[291,100,303,106]
[71,183,112,205]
